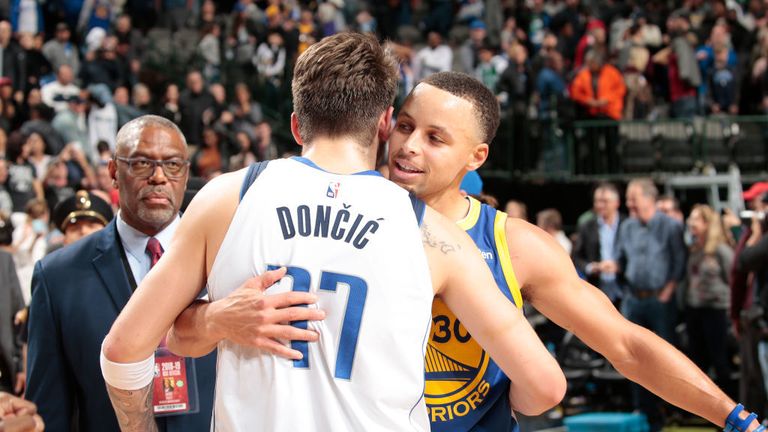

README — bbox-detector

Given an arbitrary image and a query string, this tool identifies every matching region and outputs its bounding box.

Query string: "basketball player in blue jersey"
[386,71,765,432]
[97,34,566,432]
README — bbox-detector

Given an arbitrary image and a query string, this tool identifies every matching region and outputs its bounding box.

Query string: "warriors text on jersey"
[208,157,433,431]
[425,196,523,432]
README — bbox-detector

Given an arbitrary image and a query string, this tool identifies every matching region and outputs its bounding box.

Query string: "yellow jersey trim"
[494,211,523,309]
[456,197,482,231]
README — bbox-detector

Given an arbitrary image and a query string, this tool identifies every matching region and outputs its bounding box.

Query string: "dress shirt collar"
[597,214,619,230]
[116,211,180,260]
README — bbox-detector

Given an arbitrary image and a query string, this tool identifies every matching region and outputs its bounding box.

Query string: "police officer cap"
[53,190,114,232]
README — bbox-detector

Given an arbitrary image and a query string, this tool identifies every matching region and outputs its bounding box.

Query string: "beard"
[135,185,178,229]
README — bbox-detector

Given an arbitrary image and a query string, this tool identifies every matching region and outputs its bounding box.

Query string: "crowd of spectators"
[502,179,768,427]
[2,0,768,426]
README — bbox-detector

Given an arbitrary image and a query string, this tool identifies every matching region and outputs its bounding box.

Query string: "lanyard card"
[152,349,200,417]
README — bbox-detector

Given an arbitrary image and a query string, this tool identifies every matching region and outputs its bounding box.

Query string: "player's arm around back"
[102,170,245,363]
[422,207,566,416]
[505,217,744,428]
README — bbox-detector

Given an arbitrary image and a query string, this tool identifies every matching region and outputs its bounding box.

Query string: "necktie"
[145,237,167,348]
[145,237,164,269]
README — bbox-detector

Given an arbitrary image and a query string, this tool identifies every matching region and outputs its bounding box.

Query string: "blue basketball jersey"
[425,196,523,432]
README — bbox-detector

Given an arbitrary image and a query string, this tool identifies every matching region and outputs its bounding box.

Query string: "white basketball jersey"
[208,157,434,432]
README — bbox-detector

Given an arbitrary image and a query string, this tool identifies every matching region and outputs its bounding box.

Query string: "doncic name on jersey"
[275,180,383,250]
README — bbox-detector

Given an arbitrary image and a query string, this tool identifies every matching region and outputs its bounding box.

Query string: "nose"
[400,133,421,156]
[147,163,168,184]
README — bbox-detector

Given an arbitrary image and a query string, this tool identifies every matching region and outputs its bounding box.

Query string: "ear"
[290,113,304,146]
[108,159,118,189]
[377,106,394,143]
[466,143,489,172]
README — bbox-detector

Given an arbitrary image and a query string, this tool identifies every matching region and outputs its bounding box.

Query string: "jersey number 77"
[267,265,368,380]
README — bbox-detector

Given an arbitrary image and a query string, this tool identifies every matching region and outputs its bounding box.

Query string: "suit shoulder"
[38,229,106,273]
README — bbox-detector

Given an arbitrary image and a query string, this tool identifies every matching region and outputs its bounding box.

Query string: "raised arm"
[422,208,566,416]
[506,217,757,429]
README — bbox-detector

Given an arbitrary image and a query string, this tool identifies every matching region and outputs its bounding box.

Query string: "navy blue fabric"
[26,221,217,432]
[239,161,271,201]
[410,194,426,226]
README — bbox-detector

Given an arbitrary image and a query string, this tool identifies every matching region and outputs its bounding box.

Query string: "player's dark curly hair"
[418,72,501,144]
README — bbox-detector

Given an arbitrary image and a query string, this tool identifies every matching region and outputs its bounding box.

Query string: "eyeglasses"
[115,157,190,179]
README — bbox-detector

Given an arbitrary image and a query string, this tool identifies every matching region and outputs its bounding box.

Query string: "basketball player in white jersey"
[99,33,566,432]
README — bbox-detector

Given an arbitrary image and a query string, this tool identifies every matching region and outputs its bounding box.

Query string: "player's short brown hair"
[419,72,500,144]
[292,32,398,147]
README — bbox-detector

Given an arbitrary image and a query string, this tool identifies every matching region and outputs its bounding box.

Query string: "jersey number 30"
[267,265,368,380]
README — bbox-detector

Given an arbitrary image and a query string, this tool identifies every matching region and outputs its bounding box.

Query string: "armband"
[100,342,155,391]
[725,404,765,432]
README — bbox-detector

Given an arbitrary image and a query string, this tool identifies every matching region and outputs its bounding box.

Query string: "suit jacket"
[26,220,216,432]
[0,250,24,387]
[572,214,625,288]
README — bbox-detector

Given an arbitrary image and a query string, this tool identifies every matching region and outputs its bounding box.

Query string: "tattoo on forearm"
[421,223,461,255]
[106,383,158,432]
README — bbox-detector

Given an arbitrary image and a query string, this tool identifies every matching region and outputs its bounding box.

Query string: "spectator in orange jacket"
[570,50,627,120]
[570,50,626,173]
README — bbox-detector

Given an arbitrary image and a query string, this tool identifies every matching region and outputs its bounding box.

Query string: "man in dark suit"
[572,182,625,304]
[26,115,216,432]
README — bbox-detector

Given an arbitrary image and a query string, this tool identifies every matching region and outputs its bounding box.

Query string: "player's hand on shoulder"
[209,267,326,360]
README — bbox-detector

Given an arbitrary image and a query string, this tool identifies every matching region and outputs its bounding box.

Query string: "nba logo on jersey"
[326,181,341,198]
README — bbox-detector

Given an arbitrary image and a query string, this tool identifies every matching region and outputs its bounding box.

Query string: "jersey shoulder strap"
[409,194,426,226]
[492,209,524,308]
[239,161,271,201]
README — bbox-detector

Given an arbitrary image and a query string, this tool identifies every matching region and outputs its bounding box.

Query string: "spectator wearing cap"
[52,189,113,247]
[42,23,80,76]
[574,18,607,69]
[41,65,81,113]
[459,19,488,74]
[731,181,768,411]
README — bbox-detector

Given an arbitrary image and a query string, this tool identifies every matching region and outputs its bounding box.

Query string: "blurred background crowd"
[2,0,768,430]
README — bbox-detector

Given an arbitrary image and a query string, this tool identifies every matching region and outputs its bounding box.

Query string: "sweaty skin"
[386,80,756,429]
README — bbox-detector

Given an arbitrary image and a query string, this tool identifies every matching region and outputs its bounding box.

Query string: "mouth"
[392,159,425,177]
[141,194,171,206]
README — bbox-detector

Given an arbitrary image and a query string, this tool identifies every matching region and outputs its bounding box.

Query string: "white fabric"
[88,102,118,151]
[100,345,155,390]
[40,81,81,113]
[413,45,453,81]
[208,158,433,432]
[17,0,38,34]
